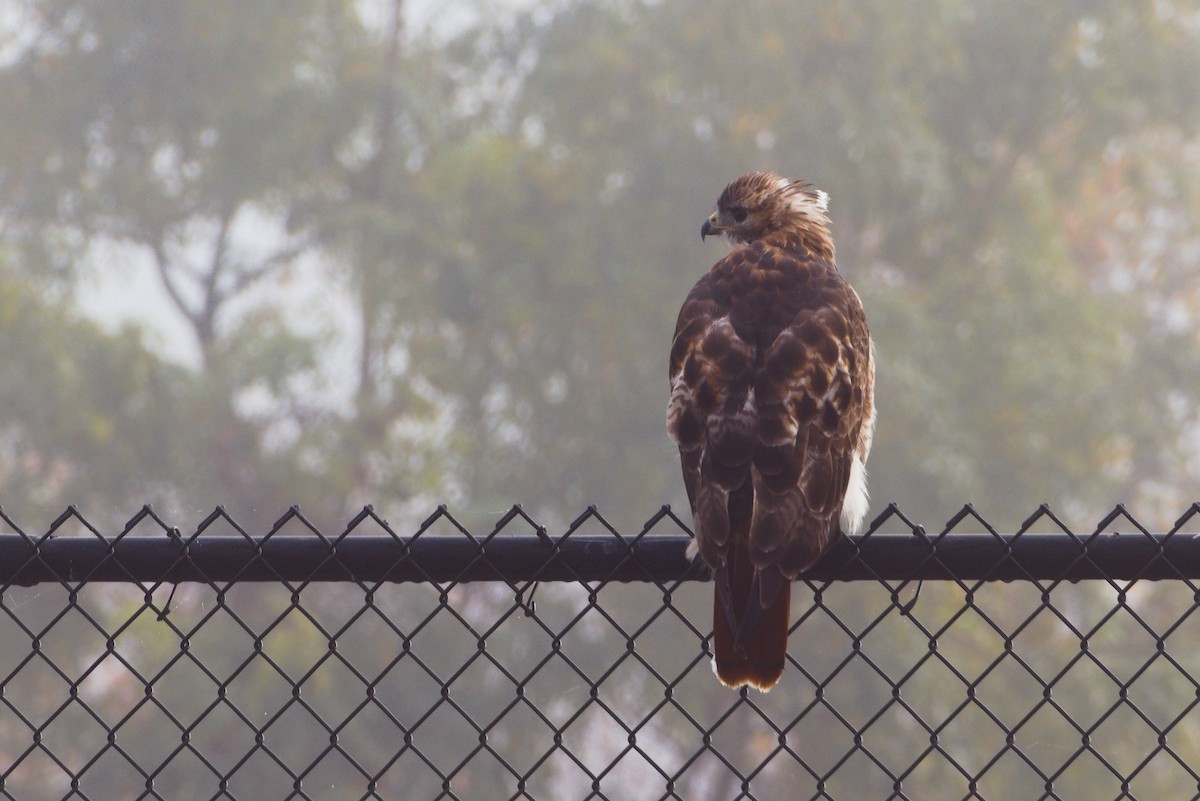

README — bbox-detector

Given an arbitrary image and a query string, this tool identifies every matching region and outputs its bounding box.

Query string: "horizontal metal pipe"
[2,531,1198,586]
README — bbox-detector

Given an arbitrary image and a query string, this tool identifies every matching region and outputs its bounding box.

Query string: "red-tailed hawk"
[667,171,875,691]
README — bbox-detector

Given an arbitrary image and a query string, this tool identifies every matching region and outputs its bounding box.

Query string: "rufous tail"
[712,541,790,691]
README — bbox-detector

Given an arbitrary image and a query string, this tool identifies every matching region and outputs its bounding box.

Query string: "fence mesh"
[2,503,1200,801]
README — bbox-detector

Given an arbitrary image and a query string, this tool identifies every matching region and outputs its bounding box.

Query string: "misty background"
[1,0,1197,535]
[2,3,1200,799]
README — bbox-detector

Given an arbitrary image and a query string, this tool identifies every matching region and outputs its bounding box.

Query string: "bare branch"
[146,234,203,336]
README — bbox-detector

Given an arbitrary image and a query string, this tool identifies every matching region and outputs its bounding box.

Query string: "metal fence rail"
[2,503,1200,800]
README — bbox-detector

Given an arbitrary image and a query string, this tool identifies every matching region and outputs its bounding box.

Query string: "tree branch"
[147,234,203,338]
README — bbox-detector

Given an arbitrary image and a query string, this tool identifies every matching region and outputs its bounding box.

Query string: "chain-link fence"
[2,502,1200,801]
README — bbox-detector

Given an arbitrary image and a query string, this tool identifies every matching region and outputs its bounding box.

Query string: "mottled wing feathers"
[670,284,746,565]
[668,241,872,583]
[750,304,867,575]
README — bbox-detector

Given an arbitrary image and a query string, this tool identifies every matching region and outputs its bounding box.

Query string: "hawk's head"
[701,171,834,260]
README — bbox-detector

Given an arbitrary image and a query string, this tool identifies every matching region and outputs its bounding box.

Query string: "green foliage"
[0,3,1199,794]
[1,0,1198,540]
[0,258,185,523]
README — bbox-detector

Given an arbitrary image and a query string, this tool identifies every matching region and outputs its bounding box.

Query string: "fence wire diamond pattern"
[2,503,1200,800]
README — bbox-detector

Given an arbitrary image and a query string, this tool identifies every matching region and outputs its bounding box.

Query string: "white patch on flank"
[840,454,869,536]
[841,387,877,536]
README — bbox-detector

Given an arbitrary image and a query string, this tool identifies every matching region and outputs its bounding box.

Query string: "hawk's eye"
[730,206,749,224]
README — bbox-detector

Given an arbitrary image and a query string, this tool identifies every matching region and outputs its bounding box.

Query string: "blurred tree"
[0,1,1199,797]
[0,255,183,520]
[0,252,338,528]
[421,0,1200,530]
[0,0,422,526]
[5,0,1197,529]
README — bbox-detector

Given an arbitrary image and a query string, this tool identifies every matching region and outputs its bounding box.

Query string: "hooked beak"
[701,212,725,241]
